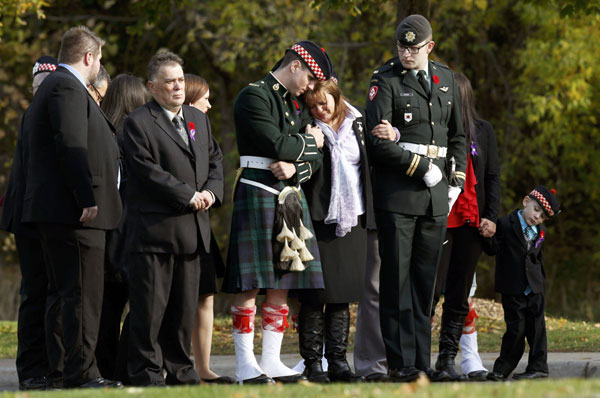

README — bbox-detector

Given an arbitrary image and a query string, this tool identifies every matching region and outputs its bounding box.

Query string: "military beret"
[528,185,561,217]
[395,14,432,46]
[32,55,58,77]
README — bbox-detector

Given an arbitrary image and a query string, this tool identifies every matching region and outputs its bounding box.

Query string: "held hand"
[479,218,497,238]
[423,163,442,187]
[80,206,98,222]
[448,186,461,215]
[189,191,203,211]
[370,120,396,141]
[269,161,296,180]
[306,125,324,149]
[197,190,215,211]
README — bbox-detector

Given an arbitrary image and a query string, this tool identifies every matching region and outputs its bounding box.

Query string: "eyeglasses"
[396,41,430,54]
[88,83,104,103]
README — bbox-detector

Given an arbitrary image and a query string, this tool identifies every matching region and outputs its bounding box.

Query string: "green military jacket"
[233,72,321,184]
[365,58,466,216]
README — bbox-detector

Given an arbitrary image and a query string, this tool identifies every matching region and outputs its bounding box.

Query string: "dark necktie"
[417,70,430,97]
[172,116,189,146]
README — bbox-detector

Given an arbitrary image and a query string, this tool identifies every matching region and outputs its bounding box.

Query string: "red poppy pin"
[188,122,196,141]
[535,231,545,248]
[432,75,440,84]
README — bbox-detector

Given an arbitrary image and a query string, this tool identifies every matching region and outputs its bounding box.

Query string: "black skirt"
[310,217,367,303]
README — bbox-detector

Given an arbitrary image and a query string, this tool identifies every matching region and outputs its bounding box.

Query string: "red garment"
[447,153,479,228]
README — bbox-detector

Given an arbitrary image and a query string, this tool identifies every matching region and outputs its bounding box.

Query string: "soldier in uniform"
[221,41,334,384]
[365,14,467,382]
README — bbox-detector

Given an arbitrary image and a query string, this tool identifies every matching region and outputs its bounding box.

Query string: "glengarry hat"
[273,40,336,82]
[528,185,561,217]
[395,14,432,46]
[32,55,58,77]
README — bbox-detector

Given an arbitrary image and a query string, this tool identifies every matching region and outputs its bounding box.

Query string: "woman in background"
[184,74,232,383]
[96,74,149,382]
[432,72,501,381]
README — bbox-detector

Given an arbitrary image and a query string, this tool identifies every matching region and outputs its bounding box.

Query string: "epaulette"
[372,57,402,76]
[431,60,450,70]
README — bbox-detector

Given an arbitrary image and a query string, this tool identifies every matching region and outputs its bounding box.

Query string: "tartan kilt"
[221,168,324,293]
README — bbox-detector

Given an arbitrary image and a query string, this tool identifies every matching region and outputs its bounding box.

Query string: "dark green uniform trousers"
[376,211,447,370]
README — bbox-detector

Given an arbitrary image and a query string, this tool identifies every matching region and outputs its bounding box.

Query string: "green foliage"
[0,0,599,320]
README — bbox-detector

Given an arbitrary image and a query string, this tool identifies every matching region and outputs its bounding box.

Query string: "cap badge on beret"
[291,43,326,81]
[405,31,416,43]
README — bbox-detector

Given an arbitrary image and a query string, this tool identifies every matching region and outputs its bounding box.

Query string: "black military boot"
[298,303,329,383]
[435,315,467,382]
[324,304,364,383]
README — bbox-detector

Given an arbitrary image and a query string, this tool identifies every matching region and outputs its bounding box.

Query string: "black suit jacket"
[1,111,38,237]
[122,100,224,254]
[488,210,546,295]
[303,110,375,230]
[472,119,501,223]
[21,66,122,230]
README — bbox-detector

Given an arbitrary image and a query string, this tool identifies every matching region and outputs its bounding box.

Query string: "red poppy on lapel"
[535,230,545,248]
[432,75,440,84]
[188,122,196,141]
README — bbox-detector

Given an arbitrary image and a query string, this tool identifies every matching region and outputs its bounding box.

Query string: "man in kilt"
[222,41,335,384]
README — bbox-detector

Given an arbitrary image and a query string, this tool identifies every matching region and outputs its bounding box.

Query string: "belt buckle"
[427,145,438,158]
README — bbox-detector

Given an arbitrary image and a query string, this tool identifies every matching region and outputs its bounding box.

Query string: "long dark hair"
[184,74,209,105]
[101,74,149,131]
[454,72,481,149]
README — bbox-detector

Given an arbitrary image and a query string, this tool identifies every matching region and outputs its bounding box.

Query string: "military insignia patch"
[405,31,416,43]
[369,86,379,101]
[404,112,413,122]
[439,86,449,93]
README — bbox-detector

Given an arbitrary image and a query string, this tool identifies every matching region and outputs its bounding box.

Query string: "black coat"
[471,119,501,223]
[303,111,375,230]
[122,100,224,255]
[1,111,38,237]
[21,66,122,230]
[488,210,546,295]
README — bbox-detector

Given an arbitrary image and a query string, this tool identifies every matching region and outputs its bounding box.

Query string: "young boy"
[486,186,561,381]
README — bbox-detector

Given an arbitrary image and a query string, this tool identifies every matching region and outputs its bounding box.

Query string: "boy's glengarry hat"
[32,55,58,77]
[528,185,561,217]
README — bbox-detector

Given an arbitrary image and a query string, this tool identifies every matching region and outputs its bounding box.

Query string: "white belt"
[239,156,274,170]
[398,142,447,159]
[239,178,281,195]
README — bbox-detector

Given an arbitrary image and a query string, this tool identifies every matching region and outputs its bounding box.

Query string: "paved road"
[2,352,599,390]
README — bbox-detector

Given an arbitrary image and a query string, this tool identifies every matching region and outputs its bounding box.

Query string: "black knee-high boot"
[298,303,329,383]
[436,314,467,382]
[324,303,364,383]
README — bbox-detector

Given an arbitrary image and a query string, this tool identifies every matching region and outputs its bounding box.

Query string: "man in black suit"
[122,50,224,386]
[21,26,123,389]
[1,56,65,391]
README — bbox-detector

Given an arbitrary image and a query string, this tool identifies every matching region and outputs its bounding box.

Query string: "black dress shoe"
[365,373,391,383]
[201,375,236,384]
[513,370,549,380]
[19,377,49,390]
[487,371,508,381]
[272,374,307,383]
[424,368,450,382]
[388,367,421,383]
[78,377,124,388]
[467,370,488,381]
[242,374,275,384]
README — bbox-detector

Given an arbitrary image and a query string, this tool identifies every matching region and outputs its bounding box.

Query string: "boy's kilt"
[221,168,324,293]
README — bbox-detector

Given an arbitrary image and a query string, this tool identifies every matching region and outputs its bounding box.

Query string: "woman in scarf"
[299,79,375,383]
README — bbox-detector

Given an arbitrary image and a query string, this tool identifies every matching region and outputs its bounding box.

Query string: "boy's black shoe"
[19,377,49,390]
[513,371,548,380]
[486,371,508,381]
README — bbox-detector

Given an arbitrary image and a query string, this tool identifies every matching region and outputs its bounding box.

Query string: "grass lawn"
[3,299,600,359]
[2,378,600,397]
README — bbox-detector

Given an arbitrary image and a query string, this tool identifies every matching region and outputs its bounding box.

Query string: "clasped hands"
[189,190,214,211]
